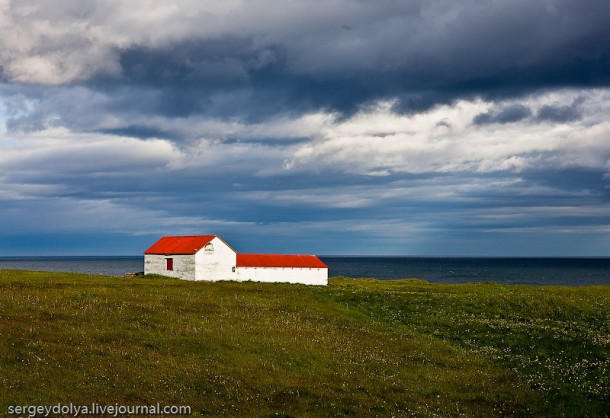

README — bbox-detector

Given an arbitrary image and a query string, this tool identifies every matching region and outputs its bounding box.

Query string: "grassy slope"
[0,270,608,417]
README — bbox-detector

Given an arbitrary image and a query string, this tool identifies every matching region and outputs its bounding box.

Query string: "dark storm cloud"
[95,0,610,119]
[473,104,532,125]
[536,103,582,122]
[113,38,372,119]
[118,37,272,86]
[99,126,171,140]
[405,1,610,93]
[2,1,609,125]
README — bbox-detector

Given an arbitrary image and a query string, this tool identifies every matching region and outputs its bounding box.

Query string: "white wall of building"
[144,254,196,280]
[194,236,237,281]
[234,267,328,286]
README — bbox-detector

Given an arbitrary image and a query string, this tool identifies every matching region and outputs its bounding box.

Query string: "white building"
[144,235,328,286]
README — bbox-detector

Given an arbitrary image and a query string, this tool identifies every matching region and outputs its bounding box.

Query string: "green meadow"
[0,270,608,417]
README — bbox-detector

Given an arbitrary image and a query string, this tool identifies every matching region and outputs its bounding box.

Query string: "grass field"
[0,270,608,417]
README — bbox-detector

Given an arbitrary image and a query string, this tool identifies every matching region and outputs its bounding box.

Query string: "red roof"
[237,254,328,269]
[144,235,217,255]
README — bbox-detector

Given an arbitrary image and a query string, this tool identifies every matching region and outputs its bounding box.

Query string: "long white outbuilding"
[144,235,328,286]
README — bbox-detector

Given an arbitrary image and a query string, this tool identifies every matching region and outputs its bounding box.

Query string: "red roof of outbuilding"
[144,235,217,255]
[145,235,327,268]
[237,254,328,269]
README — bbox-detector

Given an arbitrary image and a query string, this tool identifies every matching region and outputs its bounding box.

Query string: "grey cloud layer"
[1,0,609,255]
[2,0,610,116]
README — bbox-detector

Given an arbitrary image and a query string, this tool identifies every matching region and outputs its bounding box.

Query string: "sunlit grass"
[0,270,608,416]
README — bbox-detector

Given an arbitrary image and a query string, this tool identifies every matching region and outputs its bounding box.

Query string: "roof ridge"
[144,235,217,255]
[161,234,217,238]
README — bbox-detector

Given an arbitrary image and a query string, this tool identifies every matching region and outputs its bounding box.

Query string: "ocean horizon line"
[1,254,609,260]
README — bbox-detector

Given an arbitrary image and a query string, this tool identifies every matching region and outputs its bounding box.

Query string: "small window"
[166,258,173,271]
[204,243,214,253]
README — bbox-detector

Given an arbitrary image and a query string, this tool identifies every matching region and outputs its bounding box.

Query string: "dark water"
[0,257,143,277]
[0,256,608,286]
[321,257,610,286]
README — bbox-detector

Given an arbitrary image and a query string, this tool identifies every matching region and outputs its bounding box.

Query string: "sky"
[1,0,609,256]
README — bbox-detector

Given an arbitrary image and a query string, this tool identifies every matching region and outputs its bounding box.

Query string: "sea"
[0,256,609,286]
